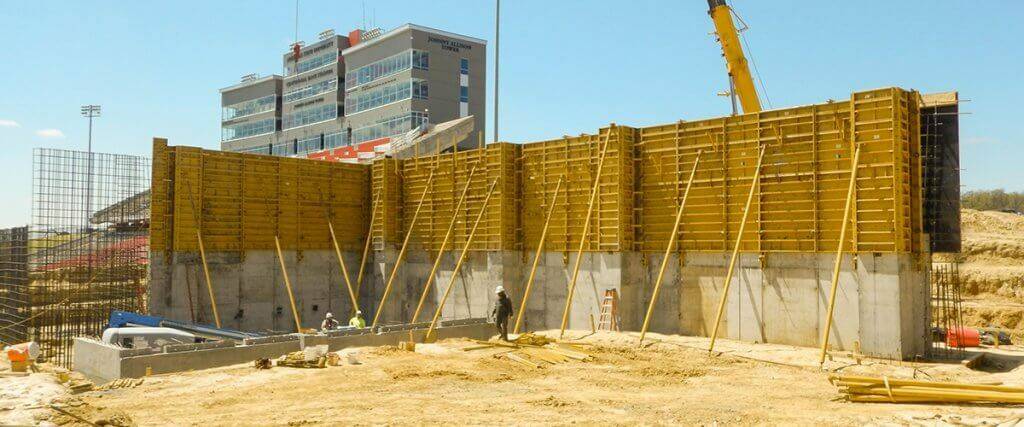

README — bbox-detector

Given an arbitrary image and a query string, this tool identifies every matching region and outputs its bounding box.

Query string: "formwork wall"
[152,139,370,252]
[634,87,923,254]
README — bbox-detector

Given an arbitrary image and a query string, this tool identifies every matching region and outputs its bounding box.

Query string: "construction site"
[4,1,1024,426]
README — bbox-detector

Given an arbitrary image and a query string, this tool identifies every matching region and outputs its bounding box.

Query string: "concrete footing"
[72,320,495,383]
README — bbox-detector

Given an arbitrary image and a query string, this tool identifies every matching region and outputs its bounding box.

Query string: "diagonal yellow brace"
[513,176,563,335]
[708,144,766,353]
[819,144,862,366]
[372,169,435,328]
[638,150,702,347]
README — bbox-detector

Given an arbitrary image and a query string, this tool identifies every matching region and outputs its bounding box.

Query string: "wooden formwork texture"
[384,143,519,252]
[151,139,370,252]
[520,125,635,252]
[634,87,923,253]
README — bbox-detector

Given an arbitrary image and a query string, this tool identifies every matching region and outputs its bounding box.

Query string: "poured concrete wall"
[150,248,927,359]
[150,249,362,333]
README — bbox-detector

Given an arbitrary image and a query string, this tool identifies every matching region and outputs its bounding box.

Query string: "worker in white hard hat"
[491,286,514,341]
[349,310,366,328]
[321,312,340,331]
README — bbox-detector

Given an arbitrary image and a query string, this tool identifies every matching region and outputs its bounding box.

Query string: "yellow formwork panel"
[634,87,922,254]
[151,140,370,253]
[520,125,634,252]
[394,143,519,252]
[152,87,924,256]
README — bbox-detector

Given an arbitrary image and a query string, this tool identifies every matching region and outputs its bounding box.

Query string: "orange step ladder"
[597,289,621,331]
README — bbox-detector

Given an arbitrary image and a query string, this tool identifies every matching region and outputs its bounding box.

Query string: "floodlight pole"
[81,105,100,231]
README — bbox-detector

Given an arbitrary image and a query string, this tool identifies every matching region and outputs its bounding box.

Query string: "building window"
[296,134,324,154]
[283,103,338,129]
[460,86,469,103]
[351,111,429,144]
[222,118,276,141]
[237,144,271,155]
[271,140,296,156]
[283,79,338,104]
[460,58,469,75]
[324,131,347,149]
[345,49,429,91]
[413,50,429,70]
[222,95,276,121]
[291,51,338,75]
[413,81,429,100]
[345,79,424,115]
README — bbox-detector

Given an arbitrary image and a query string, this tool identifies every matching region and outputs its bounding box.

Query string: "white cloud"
[35,129,65,139]
[0,119,19,128]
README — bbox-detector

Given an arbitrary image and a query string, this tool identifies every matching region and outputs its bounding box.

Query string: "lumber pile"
[464,334,592,368]
[276,345,330,369]
[830,374,1024,404]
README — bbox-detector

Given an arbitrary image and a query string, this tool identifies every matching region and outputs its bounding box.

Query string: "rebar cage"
[29,148,150,367]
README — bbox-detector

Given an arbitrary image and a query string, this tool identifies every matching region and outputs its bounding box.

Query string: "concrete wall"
[150,249,362,333]
[150,246,928,359]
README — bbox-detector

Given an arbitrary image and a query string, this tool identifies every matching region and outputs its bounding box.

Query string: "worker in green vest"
[349,310,366,328]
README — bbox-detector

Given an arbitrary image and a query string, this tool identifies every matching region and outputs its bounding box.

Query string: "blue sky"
[0,0,1021,227]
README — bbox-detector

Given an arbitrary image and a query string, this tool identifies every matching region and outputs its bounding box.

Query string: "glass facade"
[344,49,429,91]
[222,95,276,121]
[283,103,338,129]
[237,144,272,155]
[460,58,469,74]
[346,79,427,115]
[352,111,429,144]
[324,131,347,149]
[283,79,338,104]
[271,140,295,156]
[296,135,323,154]
[460,86,469,102]
[291,51,338,75]
[222,118,276,141]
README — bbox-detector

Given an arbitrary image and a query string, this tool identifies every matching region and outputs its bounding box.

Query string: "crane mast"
[708,0,761,114]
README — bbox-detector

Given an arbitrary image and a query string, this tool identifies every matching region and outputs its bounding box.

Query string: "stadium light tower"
[80,105,100,223]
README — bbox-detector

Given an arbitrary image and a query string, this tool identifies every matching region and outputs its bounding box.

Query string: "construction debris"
[276,345,330,369]
[97,378,143,391]
[467,333,592,368]
[830,374,1024,404]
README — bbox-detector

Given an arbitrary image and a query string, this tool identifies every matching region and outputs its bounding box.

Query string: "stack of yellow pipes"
[830,375,1024,404]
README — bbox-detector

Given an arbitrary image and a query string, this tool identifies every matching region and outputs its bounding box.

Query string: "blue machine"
[107,311,261,341]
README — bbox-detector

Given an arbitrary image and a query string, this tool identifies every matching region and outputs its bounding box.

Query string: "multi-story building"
[219,75,282,154]
[219,24,487,160]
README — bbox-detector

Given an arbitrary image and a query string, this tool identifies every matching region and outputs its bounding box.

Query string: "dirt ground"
[949,209,1024,336]
[0,331,1003,426]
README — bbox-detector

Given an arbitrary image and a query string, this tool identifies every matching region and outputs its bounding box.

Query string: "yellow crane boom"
[708,0,761,114]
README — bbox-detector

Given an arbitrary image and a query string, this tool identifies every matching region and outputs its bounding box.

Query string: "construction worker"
[491,286,514,341]
[349,310,366,328]
[321,312,339,331]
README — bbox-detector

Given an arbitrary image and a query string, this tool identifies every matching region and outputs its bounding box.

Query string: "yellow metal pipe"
[708,0,761,114]
[708,144,766,353]
[559,129,613,340]
[274,235,303,333]
[831,375,1024,392]
[372,170,435,328]
[638,150,702,346]
[424,179,500,342]
[513,177,563,334]
[327,221,360,314]
[354,193,381,301]
[196,230,221,328]
[818,145,861,366]
[410,166,478,324]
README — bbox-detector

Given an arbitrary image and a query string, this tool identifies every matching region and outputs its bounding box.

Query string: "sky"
[0,0,1021,228]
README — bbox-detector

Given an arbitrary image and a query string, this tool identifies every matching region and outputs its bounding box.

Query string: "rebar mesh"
[0,226,29,346]
[29,148,150,367]
[930,260,965,359]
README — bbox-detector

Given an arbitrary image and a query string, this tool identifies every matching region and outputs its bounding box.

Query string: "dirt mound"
[961,209,1024,234]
